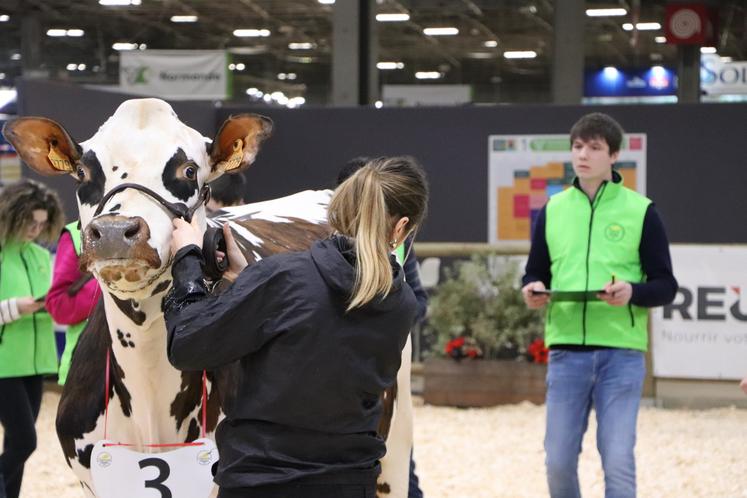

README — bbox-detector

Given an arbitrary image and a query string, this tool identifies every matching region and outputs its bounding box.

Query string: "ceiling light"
[288,42,314,50]
[139,43,147,50]
[503,50,537,59]
[423,27,459,36]
[235,63,245,70]
[233,29,270,37]
[376,13,410,22]
[318,0,335,4]
[468,52,495,59]
[700,46,717,54]
[0,15,9,22]
[655,36,667,43]
[170,15,198,23]
[10,53,20,60]
[228,63,236,70]
[47,29,67,37]
[720,56,733,63]
[622,22,661,31]
[0,73,5,79]
[483,40,498,48]
[650,53,663,61]
[586,8,627,17]
[66,63,78,71]
[603,66,619,79]
[374,101,383,109]
[78,63,86,70]
[66,29,84,37]
[415,71,442,79]
[99,0,140,5]
[377,61,404,70]
[112,42,139,50]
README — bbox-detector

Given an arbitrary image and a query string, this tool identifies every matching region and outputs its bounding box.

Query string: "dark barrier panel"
[216,103,746,244]
[15,78,216,222]
[14,79,747,243]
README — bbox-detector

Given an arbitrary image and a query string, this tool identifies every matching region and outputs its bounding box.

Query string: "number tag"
[90,438,218,498]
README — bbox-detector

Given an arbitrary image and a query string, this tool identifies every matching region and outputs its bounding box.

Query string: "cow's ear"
[208,114,272,180]
[2,117,82,176]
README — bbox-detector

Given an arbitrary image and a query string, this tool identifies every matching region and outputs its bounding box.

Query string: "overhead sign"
[382,85,472,106]
[701,54,747,95]
[584,67,676,97]
[651,245,747,380]
[664,4,718,45]
[119,50,229,100]
[487,134,646,244]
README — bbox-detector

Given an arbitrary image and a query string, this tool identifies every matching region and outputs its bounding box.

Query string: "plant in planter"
[426,254,546,362]
[423,255,549,406]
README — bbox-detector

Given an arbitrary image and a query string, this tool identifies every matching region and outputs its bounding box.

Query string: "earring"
[389,240,397,249]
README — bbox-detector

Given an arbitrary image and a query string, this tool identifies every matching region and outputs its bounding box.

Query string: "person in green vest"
[521,113,677,498]
[0,179,64,498]
[45,220,99,385]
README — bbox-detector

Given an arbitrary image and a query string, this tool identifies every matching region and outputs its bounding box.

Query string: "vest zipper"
[627,303,635,327]
[20,251,38,375]
[582,182,608,345]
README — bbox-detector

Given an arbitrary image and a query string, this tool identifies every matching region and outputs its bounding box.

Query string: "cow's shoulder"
[56,298,132,465]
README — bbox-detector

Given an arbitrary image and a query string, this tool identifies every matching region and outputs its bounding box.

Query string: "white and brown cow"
[3,98,413,498]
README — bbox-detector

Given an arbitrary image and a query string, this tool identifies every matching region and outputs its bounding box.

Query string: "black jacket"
[164,235,416,489]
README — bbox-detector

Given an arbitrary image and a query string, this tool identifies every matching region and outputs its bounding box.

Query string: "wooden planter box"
[423,357,547,407]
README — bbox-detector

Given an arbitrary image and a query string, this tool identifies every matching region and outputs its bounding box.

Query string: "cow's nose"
[85,215,149,249]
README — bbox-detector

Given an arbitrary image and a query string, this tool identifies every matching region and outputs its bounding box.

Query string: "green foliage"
[426,255,545,359]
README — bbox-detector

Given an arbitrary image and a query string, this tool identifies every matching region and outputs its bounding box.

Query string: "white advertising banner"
[651,245,747,380]
[701,54,747,95]
[119,50,228,100]
[487,134,647,244]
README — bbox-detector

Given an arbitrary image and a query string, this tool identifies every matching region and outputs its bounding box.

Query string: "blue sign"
[584,67,677,97]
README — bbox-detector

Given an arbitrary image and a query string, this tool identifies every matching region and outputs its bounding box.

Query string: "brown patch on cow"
[377,382,397,441]
[376,482,391,495]
[231,217,332,264]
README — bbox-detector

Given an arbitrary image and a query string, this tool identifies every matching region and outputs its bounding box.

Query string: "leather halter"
[93,182,211,222]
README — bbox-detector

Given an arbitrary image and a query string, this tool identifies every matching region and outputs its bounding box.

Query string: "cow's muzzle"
[80,215,161,274]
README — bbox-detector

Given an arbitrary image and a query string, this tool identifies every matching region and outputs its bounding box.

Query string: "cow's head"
[3,98,271,298]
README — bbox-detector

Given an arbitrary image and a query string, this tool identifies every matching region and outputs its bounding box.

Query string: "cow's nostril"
[90,227,101,241]
[124,224,140,240]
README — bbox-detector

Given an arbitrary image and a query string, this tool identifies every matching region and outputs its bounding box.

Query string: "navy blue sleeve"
[630,204,678,307]
[522,206,551,288]
[403,239,428,324]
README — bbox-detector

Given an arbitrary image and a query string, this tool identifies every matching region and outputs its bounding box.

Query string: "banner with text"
[651,245,747,380]
[120,50,228,100]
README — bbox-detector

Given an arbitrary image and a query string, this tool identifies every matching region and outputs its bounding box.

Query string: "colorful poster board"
[488,134,647,244]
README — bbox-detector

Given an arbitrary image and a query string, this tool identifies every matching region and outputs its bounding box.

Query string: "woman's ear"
[390,216,410,247]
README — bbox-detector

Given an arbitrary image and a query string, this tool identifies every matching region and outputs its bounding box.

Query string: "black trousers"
[0,375,43,498]
[218,472,377,498]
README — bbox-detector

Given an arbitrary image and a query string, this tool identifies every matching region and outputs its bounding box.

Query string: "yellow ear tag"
[223,140,244,171]
[47,146,74,172]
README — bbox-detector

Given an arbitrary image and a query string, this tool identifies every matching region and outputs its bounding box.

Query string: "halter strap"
[93,183,211,223]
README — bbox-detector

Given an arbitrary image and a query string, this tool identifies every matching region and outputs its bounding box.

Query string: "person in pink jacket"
[45,222,99,385]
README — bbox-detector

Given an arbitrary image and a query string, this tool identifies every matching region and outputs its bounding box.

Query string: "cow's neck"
[101,288,183,443]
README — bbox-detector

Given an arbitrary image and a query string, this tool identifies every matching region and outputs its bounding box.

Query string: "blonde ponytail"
[328,156,428,311]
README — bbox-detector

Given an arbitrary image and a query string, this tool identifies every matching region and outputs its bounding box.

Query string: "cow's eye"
[76,165,87,181]
[184,165,197,180]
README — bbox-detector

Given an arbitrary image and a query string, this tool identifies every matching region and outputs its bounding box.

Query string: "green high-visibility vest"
[545,177,651,351]
[57,221,87,385]
[0,241,56,378]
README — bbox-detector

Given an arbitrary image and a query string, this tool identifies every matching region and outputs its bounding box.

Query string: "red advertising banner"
[664,4,718,45]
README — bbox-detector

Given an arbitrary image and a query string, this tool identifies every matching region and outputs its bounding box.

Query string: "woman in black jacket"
[165,156,428,498]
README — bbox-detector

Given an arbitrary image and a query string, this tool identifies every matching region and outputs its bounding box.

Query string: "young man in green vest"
[521,113,677,498]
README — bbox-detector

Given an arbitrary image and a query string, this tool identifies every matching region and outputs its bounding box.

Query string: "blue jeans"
[544,348,645,498]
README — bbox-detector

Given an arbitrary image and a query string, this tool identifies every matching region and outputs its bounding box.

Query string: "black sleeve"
[522,206,552,288]
[403,239,428,324]
[630,204,678,307]
[164,245,283,370]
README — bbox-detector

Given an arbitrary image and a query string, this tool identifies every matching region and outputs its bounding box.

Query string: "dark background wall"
[15,79,747,243]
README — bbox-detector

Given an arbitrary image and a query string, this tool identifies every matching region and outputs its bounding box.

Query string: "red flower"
[445,337,465,354]
[527,338,549,364]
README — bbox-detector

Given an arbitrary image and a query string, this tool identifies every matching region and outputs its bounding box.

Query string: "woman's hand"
[171,217,203,256]
[221,223,248,282]
[17,296,44,315]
